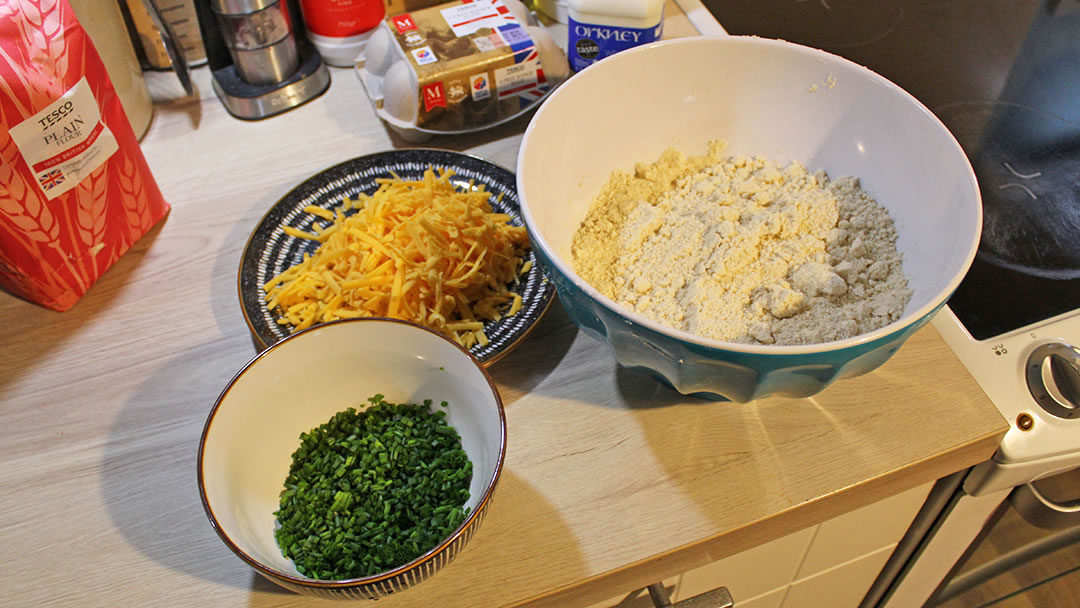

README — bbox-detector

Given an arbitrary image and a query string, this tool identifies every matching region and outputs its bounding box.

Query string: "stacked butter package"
[359,0,569,140]
[0,0,169,311]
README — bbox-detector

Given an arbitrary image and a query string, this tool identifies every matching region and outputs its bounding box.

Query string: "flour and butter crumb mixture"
[571,141,912,345]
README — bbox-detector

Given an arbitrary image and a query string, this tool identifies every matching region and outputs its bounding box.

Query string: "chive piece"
[273,394,473,580]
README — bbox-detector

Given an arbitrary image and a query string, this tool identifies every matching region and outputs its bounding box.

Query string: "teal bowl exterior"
[531,241,942,402]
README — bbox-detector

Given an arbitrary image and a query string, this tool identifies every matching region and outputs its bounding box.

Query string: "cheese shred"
[265,168,530,347]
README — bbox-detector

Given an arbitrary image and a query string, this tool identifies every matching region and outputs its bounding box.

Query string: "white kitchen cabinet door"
[781,544,897,608]
[584,577,679,608]
[588,482,933,608]
[796,482,932,579]
[722,586,788,608]
[673,527,816,604]
[671,481,932,607]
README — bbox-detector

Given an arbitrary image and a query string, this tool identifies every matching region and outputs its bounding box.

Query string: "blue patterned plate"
[238,149,554,364]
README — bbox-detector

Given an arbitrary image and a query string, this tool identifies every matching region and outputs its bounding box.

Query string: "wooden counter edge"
[514,424,1007,608]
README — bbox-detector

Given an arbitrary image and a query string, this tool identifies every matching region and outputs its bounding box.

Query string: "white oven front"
[859,304,1080,607]
[859,21,1080,600]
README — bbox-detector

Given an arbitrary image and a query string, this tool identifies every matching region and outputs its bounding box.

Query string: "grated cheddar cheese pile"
[264,168,531,348]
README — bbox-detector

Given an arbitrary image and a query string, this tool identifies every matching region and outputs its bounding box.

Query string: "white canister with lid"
[68,0,153,139]
[566,0,663,72]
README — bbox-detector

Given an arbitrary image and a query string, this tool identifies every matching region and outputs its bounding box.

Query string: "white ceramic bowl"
[198,318,505,599]
[517,36,982,402]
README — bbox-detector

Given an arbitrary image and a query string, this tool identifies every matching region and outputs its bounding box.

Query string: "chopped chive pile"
[274,394,473,580]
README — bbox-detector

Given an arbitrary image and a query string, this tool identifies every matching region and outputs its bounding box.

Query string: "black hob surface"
[703,0,1080,340]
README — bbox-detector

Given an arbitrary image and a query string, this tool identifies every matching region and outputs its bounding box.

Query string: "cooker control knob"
[1026,342,1080,419]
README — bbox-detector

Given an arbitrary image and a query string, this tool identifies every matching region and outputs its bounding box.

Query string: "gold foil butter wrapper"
[358,0,569,141]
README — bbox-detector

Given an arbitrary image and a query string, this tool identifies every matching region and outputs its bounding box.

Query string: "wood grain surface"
[0,5,1007,607]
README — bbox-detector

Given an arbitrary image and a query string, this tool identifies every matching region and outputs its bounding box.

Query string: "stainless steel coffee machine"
[194,0,330,119]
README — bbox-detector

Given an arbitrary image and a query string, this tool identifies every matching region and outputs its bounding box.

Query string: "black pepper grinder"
[194,0,330,119]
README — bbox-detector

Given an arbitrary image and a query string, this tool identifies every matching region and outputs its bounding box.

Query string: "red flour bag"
[0,0,169,311]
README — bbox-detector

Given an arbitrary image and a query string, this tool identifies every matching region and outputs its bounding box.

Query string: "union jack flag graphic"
[496,43,549,106]
[458,0,551,108]
[497,22,550,107]
[38,169,65,191]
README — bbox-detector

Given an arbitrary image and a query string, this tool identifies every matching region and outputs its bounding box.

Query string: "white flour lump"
[571,141,912,345]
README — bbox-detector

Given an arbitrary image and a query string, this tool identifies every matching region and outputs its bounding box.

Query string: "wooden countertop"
[1,3,1006,607]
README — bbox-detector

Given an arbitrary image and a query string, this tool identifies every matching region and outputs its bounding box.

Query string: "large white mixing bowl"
[517,36,982,402]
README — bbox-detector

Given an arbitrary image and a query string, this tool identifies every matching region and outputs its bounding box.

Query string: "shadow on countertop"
[100,333,256,589]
